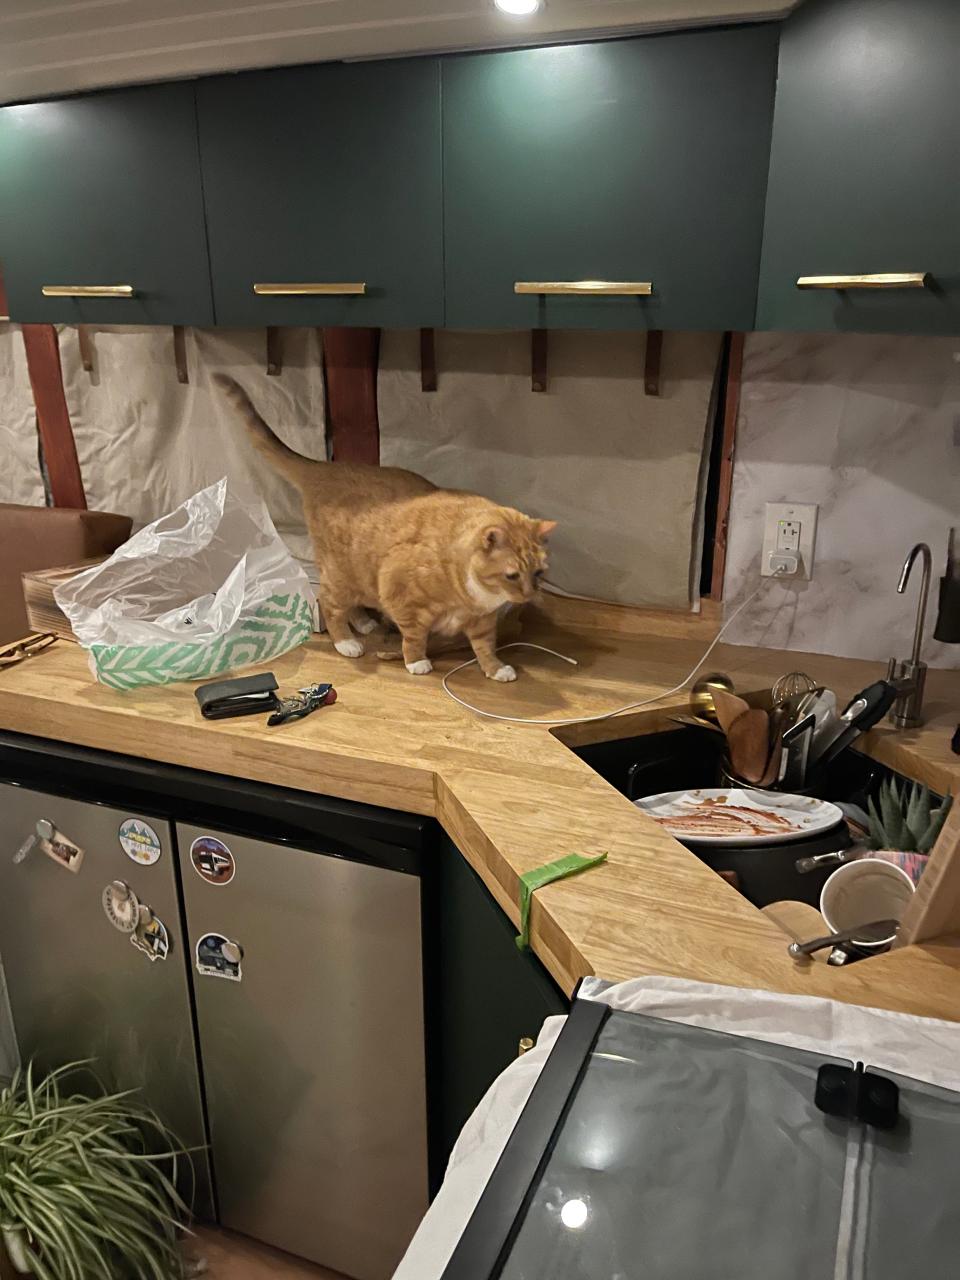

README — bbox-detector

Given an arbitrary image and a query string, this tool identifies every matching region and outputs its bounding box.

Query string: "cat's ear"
[481,526,507,551]
[538,520,558,540]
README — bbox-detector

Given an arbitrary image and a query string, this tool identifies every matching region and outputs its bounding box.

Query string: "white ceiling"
[0,0,799,105]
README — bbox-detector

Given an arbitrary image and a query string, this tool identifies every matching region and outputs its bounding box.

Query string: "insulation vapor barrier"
[380,329,721,609]
[2,325,722,612]
[60,325,326,580]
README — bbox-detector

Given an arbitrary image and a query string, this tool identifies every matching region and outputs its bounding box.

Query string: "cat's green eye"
[505,572,520,581]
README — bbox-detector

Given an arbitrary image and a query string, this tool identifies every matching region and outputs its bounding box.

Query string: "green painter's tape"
[516,852,608,952]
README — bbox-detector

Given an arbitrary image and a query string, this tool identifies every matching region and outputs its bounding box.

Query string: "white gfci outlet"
[761,502,818,579]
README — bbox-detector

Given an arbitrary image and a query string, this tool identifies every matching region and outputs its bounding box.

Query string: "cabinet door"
[177,824,427,1280]
[432,835,569,1174]
[0,784,212,1213]
[0,84,213,325]
[442,26,778,331]
[757,0,960,334]
[198,60,443,327]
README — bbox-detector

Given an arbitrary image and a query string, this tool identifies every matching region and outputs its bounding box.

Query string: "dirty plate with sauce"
[634,788,844,846]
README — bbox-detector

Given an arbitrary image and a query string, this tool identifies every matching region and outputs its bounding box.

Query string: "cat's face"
[471,518,557,604]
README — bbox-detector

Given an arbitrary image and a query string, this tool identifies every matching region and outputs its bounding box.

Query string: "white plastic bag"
[55,479,316,690]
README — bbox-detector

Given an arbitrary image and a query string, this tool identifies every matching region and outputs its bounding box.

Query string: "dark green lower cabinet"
[427,835,569,1185]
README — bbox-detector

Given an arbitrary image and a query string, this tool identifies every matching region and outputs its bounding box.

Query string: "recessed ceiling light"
[494,0,541,15]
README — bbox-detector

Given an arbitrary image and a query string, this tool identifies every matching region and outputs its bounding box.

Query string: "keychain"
[267,682,337,727]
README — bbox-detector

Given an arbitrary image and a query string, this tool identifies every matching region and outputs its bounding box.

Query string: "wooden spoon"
[712,688,752,736]
[727,708,771,785]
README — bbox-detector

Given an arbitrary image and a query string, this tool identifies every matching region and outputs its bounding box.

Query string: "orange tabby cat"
[214,375,555,680]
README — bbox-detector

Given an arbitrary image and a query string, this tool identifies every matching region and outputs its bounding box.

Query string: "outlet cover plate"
[762,502,818,579]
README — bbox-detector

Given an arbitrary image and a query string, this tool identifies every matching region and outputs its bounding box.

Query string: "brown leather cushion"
[0,505,133,645]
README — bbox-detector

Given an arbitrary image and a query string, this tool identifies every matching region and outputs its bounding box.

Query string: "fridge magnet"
[41,828,85,874]
[190,836,236,886]
[118,818,162,866]
[102,880,141,933]
[195,933,242,982]
[130,905,170,963]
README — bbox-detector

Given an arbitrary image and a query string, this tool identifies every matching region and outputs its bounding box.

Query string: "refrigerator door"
[0,782,212,1213]
[177,823,428,1280]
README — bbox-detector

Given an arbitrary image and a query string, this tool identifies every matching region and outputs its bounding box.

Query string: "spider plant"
[0,1061,193,1280]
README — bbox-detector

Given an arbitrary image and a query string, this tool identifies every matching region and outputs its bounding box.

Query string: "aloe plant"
[0,1061,193,1280]
[866,778,953,854]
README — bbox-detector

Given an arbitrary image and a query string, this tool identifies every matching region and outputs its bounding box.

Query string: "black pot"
[683,824,852,909]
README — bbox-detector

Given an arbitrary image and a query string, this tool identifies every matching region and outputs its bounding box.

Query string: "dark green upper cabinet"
[442,26,779,331]
[757,0,960,334]
[197,60,443,328]
[0,84,213,325]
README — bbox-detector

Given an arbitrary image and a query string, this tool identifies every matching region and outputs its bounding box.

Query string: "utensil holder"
[718,757,824,798]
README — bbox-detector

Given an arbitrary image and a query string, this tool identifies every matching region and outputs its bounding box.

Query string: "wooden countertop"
[1,601,958,1020]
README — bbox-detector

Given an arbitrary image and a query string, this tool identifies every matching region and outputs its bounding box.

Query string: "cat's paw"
[406,659,434,676]
[334,638,364,658]
[352,613,378,636]
[490,664,517,682]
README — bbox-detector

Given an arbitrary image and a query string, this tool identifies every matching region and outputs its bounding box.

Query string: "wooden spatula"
[727,708,771,785]
[712,688,752,736]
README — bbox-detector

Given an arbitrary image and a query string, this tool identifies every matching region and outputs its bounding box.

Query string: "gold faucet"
[886,542,932,729]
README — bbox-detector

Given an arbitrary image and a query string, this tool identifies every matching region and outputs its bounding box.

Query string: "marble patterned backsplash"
[722,332,960,669]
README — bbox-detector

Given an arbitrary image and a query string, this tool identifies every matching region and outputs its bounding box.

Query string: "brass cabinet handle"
[514,280,653,296]
[796,273,929,290]
[41,285,134,298]
[253,282,367,296]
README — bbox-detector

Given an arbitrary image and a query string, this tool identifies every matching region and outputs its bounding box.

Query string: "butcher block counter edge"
[0,611,957,1022]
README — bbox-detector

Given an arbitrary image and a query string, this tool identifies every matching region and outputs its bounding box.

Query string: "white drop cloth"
[57,325,325,583]
[0,324,45,506]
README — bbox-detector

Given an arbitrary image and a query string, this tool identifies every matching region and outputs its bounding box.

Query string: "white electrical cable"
[441,571,786,726]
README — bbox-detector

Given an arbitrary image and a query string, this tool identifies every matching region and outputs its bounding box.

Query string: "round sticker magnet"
[102,880,140,934]
[190,836,236,886]
[119,819,162,866]
[195,933,242,982]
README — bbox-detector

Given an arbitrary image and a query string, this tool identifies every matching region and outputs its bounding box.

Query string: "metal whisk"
[772,671,817,707]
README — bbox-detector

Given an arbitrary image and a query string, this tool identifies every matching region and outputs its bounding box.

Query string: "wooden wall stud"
[266,326,283,376]
[76,326,96,380]
[644,329,663,397]
[322,327,381,464]
[531,328,548,393]
[709,331,745,601]
[19,324,87,509]
[172,326,189,384]
[420,327,437,392]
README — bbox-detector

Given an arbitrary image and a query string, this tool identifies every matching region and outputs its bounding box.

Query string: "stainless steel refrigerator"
[0,782,213,1214]
[0,735,430,1280]
[177,821,428,1280]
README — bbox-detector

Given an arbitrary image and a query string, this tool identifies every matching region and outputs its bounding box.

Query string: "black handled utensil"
[814,680,899,768]
[788,918,899,959]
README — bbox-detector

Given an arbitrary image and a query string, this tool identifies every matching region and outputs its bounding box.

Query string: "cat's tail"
[212,373,314,485]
